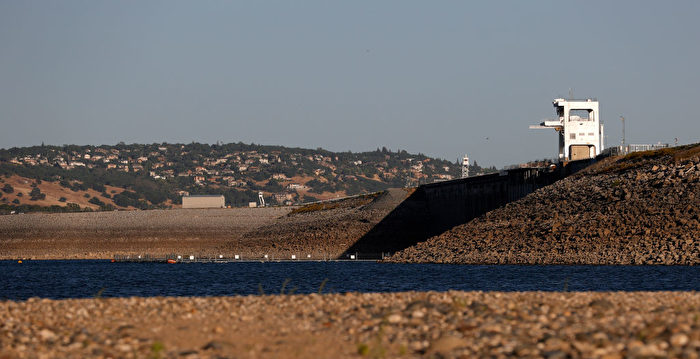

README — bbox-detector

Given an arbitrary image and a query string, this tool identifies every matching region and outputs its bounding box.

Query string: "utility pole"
[620,116,625,153]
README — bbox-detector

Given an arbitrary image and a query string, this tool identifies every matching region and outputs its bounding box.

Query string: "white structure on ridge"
[530,98,605,161]
[257,191,266,207]
[461,154,469,178]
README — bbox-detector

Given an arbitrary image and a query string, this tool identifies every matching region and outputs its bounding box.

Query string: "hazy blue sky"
[1,1,698,167]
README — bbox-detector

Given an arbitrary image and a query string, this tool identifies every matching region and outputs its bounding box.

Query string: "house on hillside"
[287,183,308,191]
[273,192,295,203]
[272,173,289,180]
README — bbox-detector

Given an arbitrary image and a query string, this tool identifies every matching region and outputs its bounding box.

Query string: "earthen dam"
[342,159,595,258]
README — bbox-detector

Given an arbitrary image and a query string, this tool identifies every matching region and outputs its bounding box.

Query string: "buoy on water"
[167,259,177,264]
[17,260,22,264]
[110,259,116,263]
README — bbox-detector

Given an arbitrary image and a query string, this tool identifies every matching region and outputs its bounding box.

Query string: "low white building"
[182,195,225,209]
[287,183,308,191]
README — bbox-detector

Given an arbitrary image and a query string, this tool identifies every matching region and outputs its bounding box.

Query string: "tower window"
[569,109,593,121]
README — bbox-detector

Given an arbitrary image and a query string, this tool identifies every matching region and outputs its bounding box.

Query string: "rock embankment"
[220,189,411,259]
[391,144,700,264]
[2,291,699,358]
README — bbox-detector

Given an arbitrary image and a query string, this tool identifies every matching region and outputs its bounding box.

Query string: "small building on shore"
[182,194,225,209]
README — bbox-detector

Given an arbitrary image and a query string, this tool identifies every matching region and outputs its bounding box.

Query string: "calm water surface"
[1,261,698,300]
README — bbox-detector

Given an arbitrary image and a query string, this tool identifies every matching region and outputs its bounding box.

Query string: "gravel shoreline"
[0,191,403,261]
[0,208,291,259]
[2,291,699,358]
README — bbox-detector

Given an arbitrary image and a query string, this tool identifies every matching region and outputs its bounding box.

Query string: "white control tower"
[461,154,469,178]
[530,98,604,161]
[258,191,266,207]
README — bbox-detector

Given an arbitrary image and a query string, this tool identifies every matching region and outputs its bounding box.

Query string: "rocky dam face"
[390,144,700,264]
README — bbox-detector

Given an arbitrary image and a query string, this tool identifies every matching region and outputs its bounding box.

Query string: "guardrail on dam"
[342,159,594,258]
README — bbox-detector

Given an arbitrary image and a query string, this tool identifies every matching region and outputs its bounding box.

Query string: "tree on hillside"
[302,195,318,203]
[88,197,105,206]
[29,187,46,201]
[65,203,81,212]
[263,179,283,192]
[2,183,13,193]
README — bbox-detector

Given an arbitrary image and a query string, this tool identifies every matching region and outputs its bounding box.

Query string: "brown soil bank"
[0,208,290,259]
[2,291,699,358]
[391,144,700,265]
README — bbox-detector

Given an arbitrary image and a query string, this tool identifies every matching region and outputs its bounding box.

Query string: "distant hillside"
[0,142,496,213]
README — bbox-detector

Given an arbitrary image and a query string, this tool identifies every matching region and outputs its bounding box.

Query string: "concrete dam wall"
[342,160,593,258]
[421,168,558,234]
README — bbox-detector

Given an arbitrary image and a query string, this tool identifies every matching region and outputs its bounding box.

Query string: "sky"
[1,1,698,168]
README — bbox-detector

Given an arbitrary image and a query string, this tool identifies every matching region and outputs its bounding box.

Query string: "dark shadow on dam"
[340,160,595,259]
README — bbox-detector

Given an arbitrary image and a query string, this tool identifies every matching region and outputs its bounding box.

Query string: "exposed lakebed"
[1,261,699,300]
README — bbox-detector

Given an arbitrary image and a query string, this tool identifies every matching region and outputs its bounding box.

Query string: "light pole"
[620,116,626,153]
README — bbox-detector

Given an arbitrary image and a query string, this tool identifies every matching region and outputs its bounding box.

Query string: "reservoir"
[1,261,698,300]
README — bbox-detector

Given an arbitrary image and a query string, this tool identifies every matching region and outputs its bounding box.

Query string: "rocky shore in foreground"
[391,144,700,265]
[2,291,699,358]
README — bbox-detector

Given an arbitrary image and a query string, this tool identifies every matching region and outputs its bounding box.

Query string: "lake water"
[1,261,698,300]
